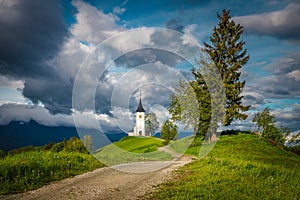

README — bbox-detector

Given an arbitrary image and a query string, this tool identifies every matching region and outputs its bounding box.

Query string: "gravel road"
[2,148,194,200]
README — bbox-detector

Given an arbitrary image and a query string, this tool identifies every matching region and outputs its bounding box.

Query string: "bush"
[160,120,178,142]
[0,149,6,159]
[262,125,285,146]
[64,137,88,153]
[8,145,36,156]
[50,137,89,153]
[221,129,240,136]
[42,141,54,151]
[51,142,65,152]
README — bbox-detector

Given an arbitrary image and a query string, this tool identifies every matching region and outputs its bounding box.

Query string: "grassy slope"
[94,136,172,165]
[0,151,102,195]
[0,136,169,195]
[148,134,300,199]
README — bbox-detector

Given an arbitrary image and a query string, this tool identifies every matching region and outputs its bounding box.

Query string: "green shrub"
[7,145,37,156]
[42,141,54,151]
[51,142,64,152]
[262,125,285,146]
[0,149,6,159]
[160,120,178,141]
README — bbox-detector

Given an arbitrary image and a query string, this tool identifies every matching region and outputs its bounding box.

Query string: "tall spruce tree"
[168,10,249,139]
[204,9,250,126]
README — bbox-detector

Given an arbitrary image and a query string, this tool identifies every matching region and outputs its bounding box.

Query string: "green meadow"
[94,136,172,165]
[146,133,300,199]
[1,134,299,199]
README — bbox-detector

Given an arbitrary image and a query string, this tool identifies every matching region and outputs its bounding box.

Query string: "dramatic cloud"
[114,48,184,69]
[2,0,297,132]
[0,0,69,76]
[0,75,24,90]
[71,0,124,44]
[258,52,300,98]
[242,87,267,109]
[271,104,300,131]
[0,103,115,130]
[234,2,300,42]
[0,0,127,115]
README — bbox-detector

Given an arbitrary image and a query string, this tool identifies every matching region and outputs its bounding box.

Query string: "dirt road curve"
[2,153,194,200]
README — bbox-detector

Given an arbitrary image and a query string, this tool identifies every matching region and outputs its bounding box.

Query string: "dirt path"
[2,148,195,200]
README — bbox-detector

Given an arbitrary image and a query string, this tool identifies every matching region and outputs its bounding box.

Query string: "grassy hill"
[0,138,103,195]
[146,133,300,199]
[2,133,299,199]
[94,136,172,165]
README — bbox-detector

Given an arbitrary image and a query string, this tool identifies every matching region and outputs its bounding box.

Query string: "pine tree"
[168,10,249,140]
[204,9,250,126]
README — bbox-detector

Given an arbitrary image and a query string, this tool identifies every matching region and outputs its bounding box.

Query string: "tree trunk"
[193,127,197,136]
[210,127,218,143]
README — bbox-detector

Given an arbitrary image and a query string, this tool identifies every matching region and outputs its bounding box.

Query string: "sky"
[0,0,299,133]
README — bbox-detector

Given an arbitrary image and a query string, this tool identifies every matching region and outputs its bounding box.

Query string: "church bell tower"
[134,92,145,136]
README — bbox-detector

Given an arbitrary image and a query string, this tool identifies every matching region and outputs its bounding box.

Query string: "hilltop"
[146,133,300,199]
[1,133,299,199]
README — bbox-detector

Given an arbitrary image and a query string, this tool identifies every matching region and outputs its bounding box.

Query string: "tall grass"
[0,139,103,195]
[147,134,300,199]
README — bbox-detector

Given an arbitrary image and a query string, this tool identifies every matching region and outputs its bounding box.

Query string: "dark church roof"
[136,97,145,112]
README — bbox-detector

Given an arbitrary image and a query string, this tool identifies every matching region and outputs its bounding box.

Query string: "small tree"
[145,113,160,136]
[252,107,275,134]
[252,108,287,146]
[82,134,94,152]
[160,120,178,142]
[169,79,200,136]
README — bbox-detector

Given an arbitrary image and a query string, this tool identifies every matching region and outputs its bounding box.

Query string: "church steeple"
[136,91,145,112]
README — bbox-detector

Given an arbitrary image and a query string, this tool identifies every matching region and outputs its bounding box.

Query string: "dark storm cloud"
[0,0,69,74]
[0,0,70,113]
[234,2,300,42]
[22,76,73,114]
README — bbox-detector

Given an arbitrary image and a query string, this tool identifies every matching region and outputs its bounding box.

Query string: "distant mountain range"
[0,120,127,152]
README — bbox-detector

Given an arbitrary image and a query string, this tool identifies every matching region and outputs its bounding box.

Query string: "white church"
[128,93,148,136]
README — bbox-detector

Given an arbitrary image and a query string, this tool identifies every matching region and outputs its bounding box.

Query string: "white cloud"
[242,88,266,109]
[148,104,170,128]
[71,0,124,44]
[286,70,300,81]
[110,106,134,131]
[0,103,116,130]
[113,6,126,15]
[234,2,300,41]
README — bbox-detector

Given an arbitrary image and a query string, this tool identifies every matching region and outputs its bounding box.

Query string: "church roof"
[136,97,145,112]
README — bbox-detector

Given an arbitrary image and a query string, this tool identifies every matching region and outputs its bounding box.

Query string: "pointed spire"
[136,90,145,112]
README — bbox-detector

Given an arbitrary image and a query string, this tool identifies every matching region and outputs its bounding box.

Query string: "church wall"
[135,111,145,136]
